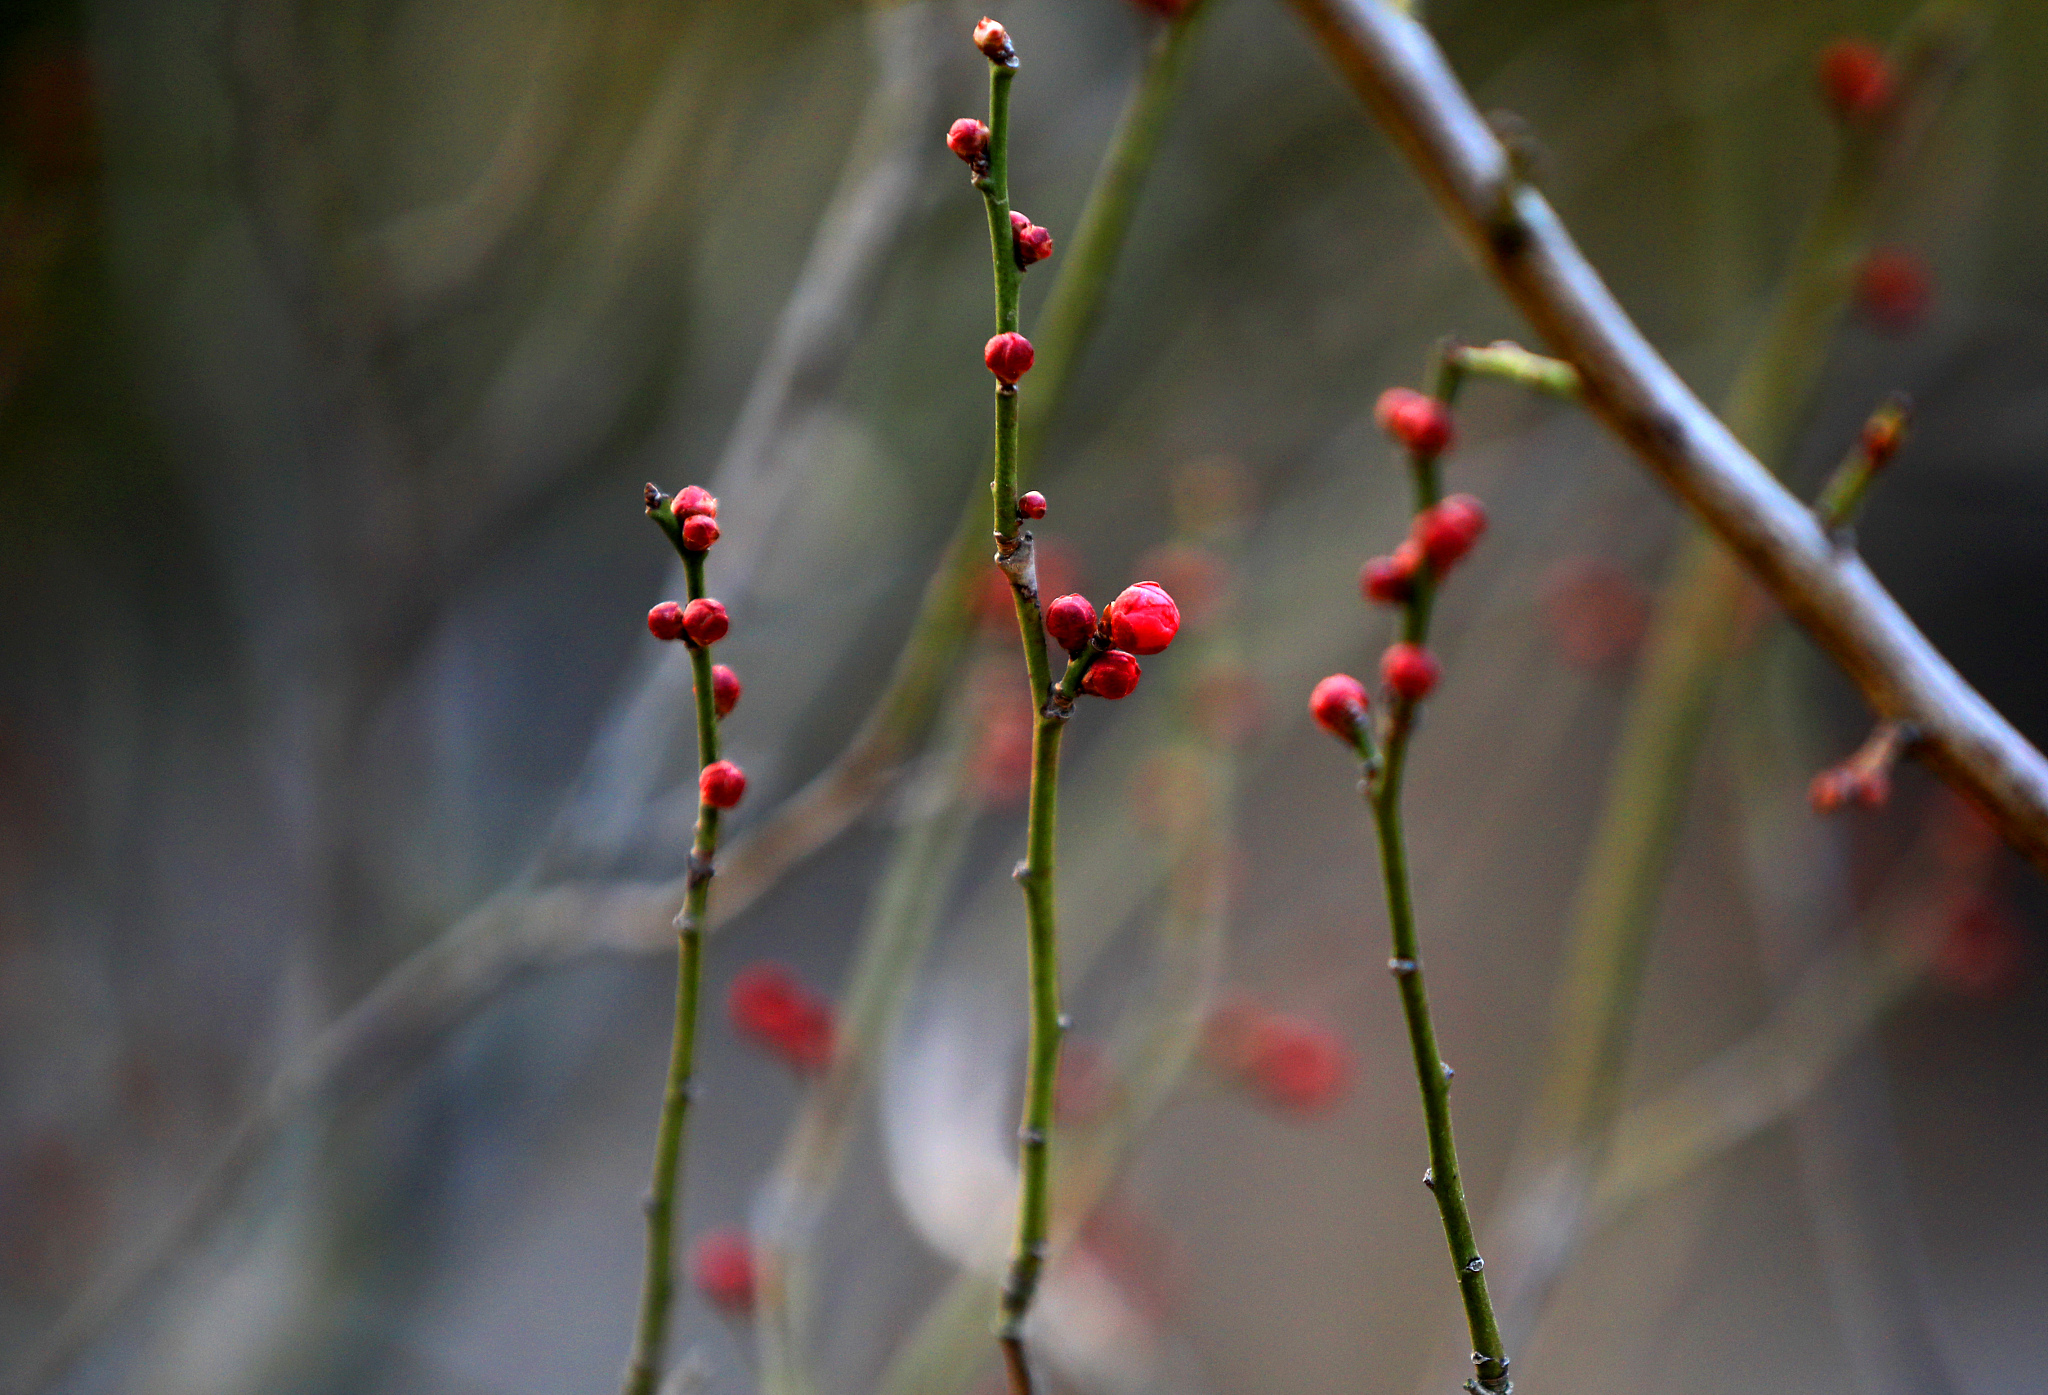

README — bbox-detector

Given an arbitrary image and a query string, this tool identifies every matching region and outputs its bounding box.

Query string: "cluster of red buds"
[1203,995,1352,1116]
[1313,388,1487,729]
[645,483,748,812]
[1009,209,1053,269]
[728,962,835,1074]
[1808,721,1910,815]
[1818,37,1893,125]
[1043,578,1182,702]
[690,1227,757,1314]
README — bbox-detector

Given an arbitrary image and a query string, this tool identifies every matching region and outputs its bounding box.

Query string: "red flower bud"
[682,597,729,646]
[1360,541,1423,605]
[1412,493,1487,572]
[729,962,835,1072]
[1308,673,1369,741]
[1010,210,1054,267]
[1107,581,1180,655]
[709,663,741,719]
[1081,649,1141,700]
[946,117,990,165]
[984,331,1034,384]
[1380,642,1440,701]
[691,1228,757,1313]
[1855,247,1930,334]
[1018,490,1047,519]
[670,485,719,519]
[681,514,721,551]
[1243,1013,1351,1115]
[1044,592,1098,651]
[972,16,1015,63]
[1374,387,1454,457]
[1818,38,1892,123]
[647,601,688,642]
[699,759,747,808]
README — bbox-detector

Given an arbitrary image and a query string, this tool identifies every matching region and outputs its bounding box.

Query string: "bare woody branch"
[1286,0,2048,875]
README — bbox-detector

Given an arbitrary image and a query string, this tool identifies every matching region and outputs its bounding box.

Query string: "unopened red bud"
[984,331,1035,384]
[681,514,721,551]
[972,16,1015,63]
[709,663,741,719]
[1412,493,1487,571]
[729,961,835,1072]
[1818,38,1892,123]
[699,759,747,809]
[1375,387,1454,457]
[1808,768,1850,815]
[1855,248,1930,334]
[1243,1012,1351,1115]
[1309,674,1369,741]
[682,597,729,646]
[1044,592,1097,651]
[946,117,990,164]
[648,601,688,641]
[1018,490,1047,519]
[1081,649,1142,700]
[670,485,719,519]
[1010,211,1053,267]
[1107,581,1180,655]
[691,1228,757,1313]
[1360,545,1420,605]
[1380,642,1440,701]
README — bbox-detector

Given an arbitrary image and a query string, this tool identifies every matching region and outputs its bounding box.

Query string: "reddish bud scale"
[1375,387,1454,457]
[691,1228,757,1313]
[984,332,1034,385]
[728,962,836,1073]
[1818,38,1892,122]
[1381,642,1440,702]
[1044,592,1098,652]
[1082,649,1141,700]
[682,597,729,646]
[1017,490,1047,519]
[709,664,741,719]
[1309,673,1369,741]
[648,601,688,642]
[1107,581,1180,655]
[699,759,747,809]
[1412,494,1487,572]
[972,16,1015,63]
[681,514,720,551]
[670,485,718,519]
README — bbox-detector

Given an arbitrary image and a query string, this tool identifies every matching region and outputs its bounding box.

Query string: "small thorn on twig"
[1423,1167,1435,1191]
[1012,859,1030,882]
[1441,1061,1455,1084]
[1809,720,1915,813]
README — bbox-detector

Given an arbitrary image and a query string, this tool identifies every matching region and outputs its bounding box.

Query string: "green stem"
[1356,363,1508,1392]
[623,541,723,1395]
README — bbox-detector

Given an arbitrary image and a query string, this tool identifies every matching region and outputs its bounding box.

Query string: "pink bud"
[699,759,747,809]
[1018,490,1047,519]
[1374,387,1454,457]
[647,601,688,642]
[728,962,835,1072]
[1360,541,1423,605]
[681,514,720,551]
[1856,247,1930,334]
[691,1228,756,1313]
[1819,38,1892,123]
[972,16,1014,62]
[1044,592,1098,651]
[1107,581,1180,655]
[1412,494,1487,572]
[682,597,729,646]
[1380,642,1440,701]
[1081,649,1142,700]
[984,331,1035,384]
[670,485,718,519]
[946,117,990,165]
[709,664,741,719]
[1309,674,1369,741]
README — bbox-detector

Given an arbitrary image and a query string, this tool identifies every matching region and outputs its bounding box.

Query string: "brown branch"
[1287,0,2048,875]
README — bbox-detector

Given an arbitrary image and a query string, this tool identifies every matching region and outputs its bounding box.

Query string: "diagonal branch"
[1286,0,2048,875]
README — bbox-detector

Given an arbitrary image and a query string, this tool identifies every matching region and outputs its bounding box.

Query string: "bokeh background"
[4,0,2046,1392]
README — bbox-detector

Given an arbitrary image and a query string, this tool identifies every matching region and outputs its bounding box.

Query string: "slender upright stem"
[623,535,725,1395]
[1351,361,1509,1393]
